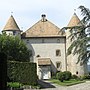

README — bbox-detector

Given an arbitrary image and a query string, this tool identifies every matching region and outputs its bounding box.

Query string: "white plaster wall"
[4,30,21,38]
[5,31,13,35]
[23,37,66,75]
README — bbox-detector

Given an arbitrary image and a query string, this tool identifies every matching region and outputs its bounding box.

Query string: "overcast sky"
[0,0,90,32]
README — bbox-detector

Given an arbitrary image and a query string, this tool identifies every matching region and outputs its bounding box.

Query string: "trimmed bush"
[63,71,72,80]
[56,71,72,82]
[56,72,65,82]
[7,61,37,85]
[72,74,78,79]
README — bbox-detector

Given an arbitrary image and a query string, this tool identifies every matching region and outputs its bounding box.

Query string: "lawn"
[48,79,85,86]
[7,82,41,89]
[7,82,22,88]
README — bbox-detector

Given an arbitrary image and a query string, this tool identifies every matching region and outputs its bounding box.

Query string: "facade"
[2,13,88,79]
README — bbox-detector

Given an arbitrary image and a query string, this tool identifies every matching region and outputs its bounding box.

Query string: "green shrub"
[72,74,78,79]
[7,61,37,85]
[82,74,90,79]
[51,71,57,79]
[56,71,72,82]
[7,82,22,88]
[56,72,65,82]
[63,71,72,80]
[51,76,56,79]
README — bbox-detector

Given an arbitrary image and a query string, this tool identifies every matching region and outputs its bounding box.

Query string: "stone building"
[2,13,88,79]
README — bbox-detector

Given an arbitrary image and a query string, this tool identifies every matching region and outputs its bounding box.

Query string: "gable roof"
[38,58,51,65]
[3,15,20,31]
[67,13,82,27]
[22,15,65,37]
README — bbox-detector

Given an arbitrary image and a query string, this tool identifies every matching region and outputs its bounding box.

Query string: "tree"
[0,34,32,62]
[65,6,90,63]
[0,52,7,90]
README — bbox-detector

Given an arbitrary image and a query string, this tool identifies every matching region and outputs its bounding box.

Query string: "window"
[56,62,60,68]
[57,39,60,43]
[36,55,40,57]
[13,31,16,35]
[56,50,61,56]
[9,33,13,36]
[76,71,78,74]
[56,62,61,70]
[42,39,45,43]
[26,39,29,43]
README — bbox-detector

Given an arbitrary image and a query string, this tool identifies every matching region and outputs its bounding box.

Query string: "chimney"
[41,14,47,22]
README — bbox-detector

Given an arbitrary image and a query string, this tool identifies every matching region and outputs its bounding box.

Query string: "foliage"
[56,71,72,82]
[7,82,23,88]
[63,6,90,63]
[0,34,32,62]
[7,61,37,85]
[82,74,90,79]
[51,75,57,79]
[63,71,72,80]
[56,72,65,82]
[51,71,57,79]
[72,74,78,79]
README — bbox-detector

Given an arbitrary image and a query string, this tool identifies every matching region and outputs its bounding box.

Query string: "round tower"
[66,13,88,76]
[2,15,21,38]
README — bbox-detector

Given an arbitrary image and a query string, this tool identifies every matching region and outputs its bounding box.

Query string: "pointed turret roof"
[22,14,65,37]
[3,15,20,31]
[67,13,82,27]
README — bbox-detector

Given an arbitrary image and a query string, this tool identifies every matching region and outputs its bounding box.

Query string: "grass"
[7,82,23,88]
[7,82,41,89]
[48,79,85,86]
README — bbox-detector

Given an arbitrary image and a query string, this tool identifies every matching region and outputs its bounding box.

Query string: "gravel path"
[38,80,90,90]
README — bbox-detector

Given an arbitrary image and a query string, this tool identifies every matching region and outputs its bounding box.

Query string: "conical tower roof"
[67,13,81,27]
[3,15,20,31]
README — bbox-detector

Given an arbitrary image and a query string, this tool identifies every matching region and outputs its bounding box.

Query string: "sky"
[0,0,90,65]
[0,0,90,32]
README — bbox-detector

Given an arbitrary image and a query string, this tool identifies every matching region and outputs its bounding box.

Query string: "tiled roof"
[22,15,65,37]
[38,58,51,65]
[67,13,82,27]
[3,15,20,31]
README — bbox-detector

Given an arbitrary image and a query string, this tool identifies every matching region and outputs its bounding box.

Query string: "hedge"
[7,61,37,85]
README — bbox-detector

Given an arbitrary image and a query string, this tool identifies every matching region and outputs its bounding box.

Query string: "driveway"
[38,80,90,90]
